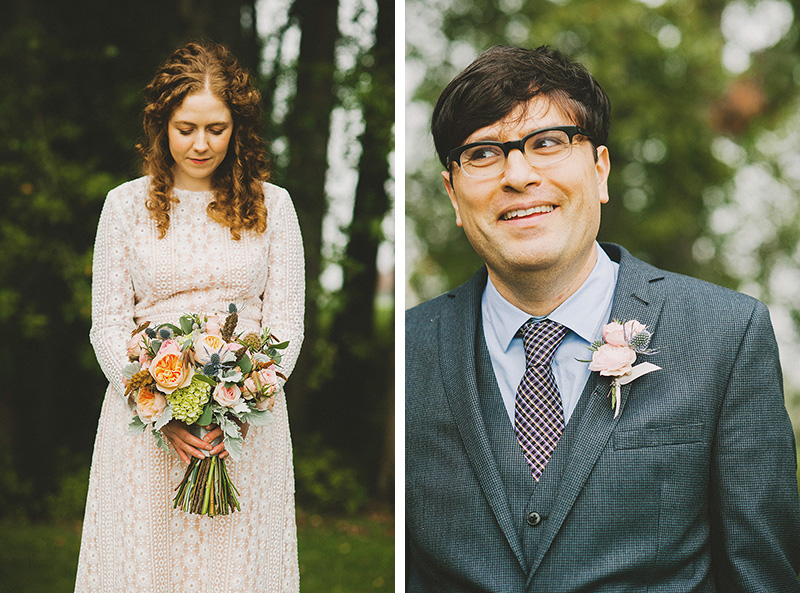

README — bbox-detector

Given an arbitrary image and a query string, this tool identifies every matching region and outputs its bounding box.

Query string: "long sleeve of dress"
[89,188,136,398]
[261,185,305,380]
[76,177,301,593]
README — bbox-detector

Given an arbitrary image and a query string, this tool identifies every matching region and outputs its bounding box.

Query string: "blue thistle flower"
[629,330,652,352]
[159,327,172,339]
[145,328,157,338]
[228,303,237,313]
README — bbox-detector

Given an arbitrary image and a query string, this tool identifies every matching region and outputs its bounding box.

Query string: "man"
[406,45,800,592]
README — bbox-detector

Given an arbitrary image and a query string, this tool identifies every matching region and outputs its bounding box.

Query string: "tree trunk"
[322,0,394,494]
[281,0,340,428]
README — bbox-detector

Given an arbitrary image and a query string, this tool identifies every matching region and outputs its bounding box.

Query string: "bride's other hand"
[202,422,250,460]
[161,419,213,464]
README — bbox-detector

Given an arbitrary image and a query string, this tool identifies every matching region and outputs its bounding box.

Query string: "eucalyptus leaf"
[162,323,182,335]
[196,401,214,426]
[272,341,289,350]
[238,355,252,374]
[179,316,194,335]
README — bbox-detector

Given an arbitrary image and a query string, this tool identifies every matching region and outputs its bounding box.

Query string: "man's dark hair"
[431,45,611,167]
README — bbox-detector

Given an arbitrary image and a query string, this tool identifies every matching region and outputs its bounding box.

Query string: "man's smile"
[500,204,556,221]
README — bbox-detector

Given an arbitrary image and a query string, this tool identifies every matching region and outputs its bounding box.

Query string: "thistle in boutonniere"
[584,320,661,418]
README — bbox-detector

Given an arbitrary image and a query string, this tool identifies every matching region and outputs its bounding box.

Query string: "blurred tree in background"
[405,0,800,429]
[0,0,394,521]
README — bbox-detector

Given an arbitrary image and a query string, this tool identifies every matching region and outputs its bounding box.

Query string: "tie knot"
[519,319,569,367]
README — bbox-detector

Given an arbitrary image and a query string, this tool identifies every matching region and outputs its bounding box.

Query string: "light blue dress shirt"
[481,243,619,424]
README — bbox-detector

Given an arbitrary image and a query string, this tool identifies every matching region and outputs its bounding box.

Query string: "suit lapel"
[438,268,527,570]
[526,244,667,580]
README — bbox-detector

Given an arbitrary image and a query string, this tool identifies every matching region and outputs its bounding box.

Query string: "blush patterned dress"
[75,176,304,592]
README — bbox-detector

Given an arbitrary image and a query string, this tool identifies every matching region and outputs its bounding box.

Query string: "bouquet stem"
[173,455,240,516]
[172,427,240,516]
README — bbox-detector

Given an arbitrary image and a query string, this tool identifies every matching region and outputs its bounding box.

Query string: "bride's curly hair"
[137,42,269,240]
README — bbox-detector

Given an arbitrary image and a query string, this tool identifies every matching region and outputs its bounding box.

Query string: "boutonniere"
[583,320,661,418]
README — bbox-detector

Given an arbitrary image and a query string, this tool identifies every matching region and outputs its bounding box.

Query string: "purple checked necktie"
[514,318,569,481]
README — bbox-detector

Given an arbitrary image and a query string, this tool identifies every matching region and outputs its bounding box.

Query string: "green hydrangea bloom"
[166,375,212,424]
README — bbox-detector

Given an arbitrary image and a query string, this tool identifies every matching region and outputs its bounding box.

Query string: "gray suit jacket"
[406,244,800,592]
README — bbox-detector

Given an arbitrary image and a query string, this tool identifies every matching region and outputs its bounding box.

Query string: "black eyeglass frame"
[446,125,594,172]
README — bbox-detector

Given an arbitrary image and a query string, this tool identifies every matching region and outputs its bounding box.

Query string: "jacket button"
[527,511,542,526]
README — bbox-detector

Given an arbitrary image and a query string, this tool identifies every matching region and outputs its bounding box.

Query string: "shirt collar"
[483,243,619,353]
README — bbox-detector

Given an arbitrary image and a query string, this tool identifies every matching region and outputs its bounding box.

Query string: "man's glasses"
[446,125,593,178]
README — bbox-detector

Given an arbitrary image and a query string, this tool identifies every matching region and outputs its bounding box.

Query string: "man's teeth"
[502,205,554,220]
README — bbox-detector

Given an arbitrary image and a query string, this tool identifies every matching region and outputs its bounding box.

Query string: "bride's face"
[167,90,233,191]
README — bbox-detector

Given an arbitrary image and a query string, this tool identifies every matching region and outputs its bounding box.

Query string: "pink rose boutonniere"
[585,320,661,418]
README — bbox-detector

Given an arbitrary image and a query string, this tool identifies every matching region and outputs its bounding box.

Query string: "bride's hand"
[161,420,251,463]
[161,419,213,464]
[199,421,250,460]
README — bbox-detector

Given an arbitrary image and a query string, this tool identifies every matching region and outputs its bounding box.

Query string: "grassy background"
[0,508,394,592]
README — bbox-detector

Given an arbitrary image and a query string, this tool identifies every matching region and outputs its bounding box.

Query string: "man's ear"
[596,145,611,205]
[442,170,463,227]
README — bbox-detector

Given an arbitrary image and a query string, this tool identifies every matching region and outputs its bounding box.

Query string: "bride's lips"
[499,204,556,221]
[189,157,211,165]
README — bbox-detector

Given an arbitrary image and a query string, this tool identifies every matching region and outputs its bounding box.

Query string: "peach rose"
[136,385,167,423]
[242,375,257,399]
[205,321,221,336]
[213,383,242,407]
[126,331,145,360]
[602,320,646,347]
[588,344,636,377]
[256,367,279,396]
[242,367,279,399]
[194,333,226,365]
[256,394,276,411]
[149,342,194,394]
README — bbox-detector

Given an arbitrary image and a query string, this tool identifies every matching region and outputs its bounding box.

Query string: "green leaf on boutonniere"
[271,340,290,350]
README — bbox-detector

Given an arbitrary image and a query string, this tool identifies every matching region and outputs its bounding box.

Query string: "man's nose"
[501,148,541,189]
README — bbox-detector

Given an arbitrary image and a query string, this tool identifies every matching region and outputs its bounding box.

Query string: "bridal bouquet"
[121,304,288,516]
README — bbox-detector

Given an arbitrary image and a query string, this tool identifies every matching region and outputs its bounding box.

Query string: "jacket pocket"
[613,422,705,450]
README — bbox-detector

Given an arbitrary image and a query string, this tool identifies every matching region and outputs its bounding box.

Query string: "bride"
[75,41,304,592]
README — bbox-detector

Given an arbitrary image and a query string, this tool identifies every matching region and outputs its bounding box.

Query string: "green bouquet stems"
[173,455,240,517]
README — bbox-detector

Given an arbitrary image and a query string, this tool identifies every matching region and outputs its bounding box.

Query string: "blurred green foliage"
[406,0,800,299]
[295,435,370,514]
[405,0,800,436]
[0,0,394,524]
